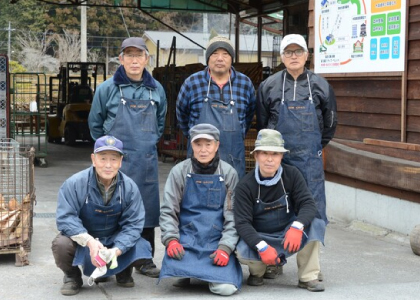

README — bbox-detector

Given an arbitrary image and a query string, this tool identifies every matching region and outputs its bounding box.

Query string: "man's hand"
[259,245,280,265]
[166,240,185,260]
[87,238,105,267]
[210,249,229,266]
[283,227,304,252]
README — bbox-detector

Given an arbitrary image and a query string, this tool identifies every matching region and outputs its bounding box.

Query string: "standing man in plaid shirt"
[176,36,256,179]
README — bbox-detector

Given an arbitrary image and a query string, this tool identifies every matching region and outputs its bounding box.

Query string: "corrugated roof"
[143,31,275,52]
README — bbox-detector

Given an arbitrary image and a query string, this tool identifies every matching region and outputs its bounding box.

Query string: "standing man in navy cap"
[176,36,256,180]
[52,135,152,295]
[88,37,167,278]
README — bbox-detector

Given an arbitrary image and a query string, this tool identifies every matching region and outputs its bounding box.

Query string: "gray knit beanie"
[205,36,235,64]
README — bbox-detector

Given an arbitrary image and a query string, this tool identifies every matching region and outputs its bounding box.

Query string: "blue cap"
[94,136,124,155]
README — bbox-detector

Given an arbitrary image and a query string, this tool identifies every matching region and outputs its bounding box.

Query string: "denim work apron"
[187,78,245,179]
[73,188,152,277]
[107,87,160,228]
[159,170,243,289]
[236,178,324,261]
[274,73,327,241]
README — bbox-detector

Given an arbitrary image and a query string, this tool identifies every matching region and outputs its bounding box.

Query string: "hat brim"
[191,133,216,142]
[94,146,124,155]
[121,45,148,52]
[250,146,289,154]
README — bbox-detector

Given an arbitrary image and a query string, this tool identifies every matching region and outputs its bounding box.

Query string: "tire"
[64,126,77,146]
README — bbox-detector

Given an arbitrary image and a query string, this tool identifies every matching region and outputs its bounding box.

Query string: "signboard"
[314,0,406,74]
[0,55,8,139]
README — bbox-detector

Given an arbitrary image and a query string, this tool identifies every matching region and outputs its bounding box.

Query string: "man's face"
[208,48,232,77]
[191,139,220,165]
[91,151,123,184]
[119,47,149,81]
[254,151,283,178]
[281,44,308,75]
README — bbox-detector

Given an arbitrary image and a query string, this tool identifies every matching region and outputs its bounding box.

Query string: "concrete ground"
[0,141,419,300]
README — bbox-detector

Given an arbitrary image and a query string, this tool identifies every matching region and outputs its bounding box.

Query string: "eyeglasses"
[283,49,305,58]
[123,53,146,60]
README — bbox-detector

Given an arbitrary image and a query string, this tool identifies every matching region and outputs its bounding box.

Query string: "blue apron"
[236,178,324,261]
[107,87,160,228]
[159,169,243,289]
[187,78,245,179]
[274,73,327,241]
[73,186,152,277]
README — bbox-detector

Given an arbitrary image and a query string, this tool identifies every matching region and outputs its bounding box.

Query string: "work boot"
[247,275,264,286]
[298,279,325,292]
[173,278,191,287]
[94,276,109,284]
[116,266,134,288]
[263,265,283,279]
[60,268,83,296]
[134,259,160,278]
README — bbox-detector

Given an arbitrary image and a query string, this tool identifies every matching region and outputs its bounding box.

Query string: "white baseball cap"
[280,34,308,54]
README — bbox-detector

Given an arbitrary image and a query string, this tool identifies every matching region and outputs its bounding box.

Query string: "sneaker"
[247,275,264,286]
[263,265,283,279]
[134,259,160,278]
[298,279,325,292]
[173,278,190,287]
[318,271,324,282]
[116,267,134,288]
[60,274,83,296]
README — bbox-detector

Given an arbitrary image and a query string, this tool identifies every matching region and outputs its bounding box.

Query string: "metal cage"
[0,138,35,266]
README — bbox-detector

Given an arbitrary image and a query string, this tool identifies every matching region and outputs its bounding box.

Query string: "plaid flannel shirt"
[176,67,256,138]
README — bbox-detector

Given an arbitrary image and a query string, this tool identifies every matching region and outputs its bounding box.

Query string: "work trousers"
[141,227,155,257]
[51,233,79,274]
[237,241,320,282]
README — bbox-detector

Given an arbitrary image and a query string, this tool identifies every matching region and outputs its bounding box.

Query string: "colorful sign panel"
[314,0,406,73]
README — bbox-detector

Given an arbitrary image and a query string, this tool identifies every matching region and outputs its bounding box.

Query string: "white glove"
[87,248,119,286]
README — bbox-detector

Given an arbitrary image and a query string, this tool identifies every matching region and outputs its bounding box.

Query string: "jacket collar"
[113,65,157,89]
[285,68,308,81]
[205,66,237,82]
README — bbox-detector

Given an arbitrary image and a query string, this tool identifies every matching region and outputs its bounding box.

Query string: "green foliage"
[9,60,27,73]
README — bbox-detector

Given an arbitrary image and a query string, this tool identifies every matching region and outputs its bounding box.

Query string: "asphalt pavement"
[0,141,419,300]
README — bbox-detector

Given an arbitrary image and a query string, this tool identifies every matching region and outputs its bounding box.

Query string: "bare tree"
[15,30,57,72]
[53,30,81,64]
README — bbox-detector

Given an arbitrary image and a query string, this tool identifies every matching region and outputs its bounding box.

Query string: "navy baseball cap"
[121,37,148,52]
[94,136,124,155]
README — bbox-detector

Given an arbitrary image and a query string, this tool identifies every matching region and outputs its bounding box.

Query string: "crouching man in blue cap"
[51,135,152,296]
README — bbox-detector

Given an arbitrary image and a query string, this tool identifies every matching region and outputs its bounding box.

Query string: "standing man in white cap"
[88,37,167,278]
[176,36,256,179]
[256,34,338,288]
[159,123,242,296]
[52,135,152,295]
[234,129,324,291]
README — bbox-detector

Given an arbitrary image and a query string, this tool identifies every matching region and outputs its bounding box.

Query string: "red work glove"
[210,249,229,266]
[166,240,185,260]
[259,245,281,265]
[283,227,304,252]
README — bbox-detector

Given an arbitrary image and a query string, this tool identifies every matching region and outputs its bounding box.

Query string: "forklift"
[47,62,106,145]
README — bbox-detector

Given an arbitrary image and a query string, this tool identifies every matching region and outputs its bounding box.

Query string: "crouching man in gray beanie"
[176,35,256,180]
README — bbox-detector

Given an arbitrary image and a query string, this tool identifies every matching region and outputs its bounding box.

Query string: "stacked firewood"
[0,193,32,248]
